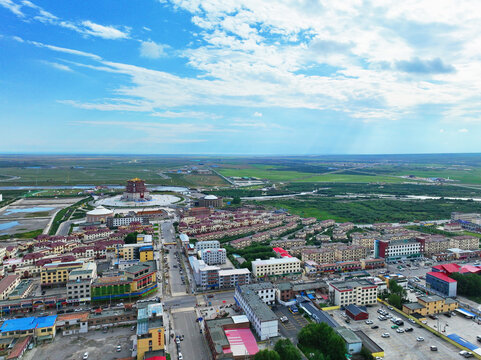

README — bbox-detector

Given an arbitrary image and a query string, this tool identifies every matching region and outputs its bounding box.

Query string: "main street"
[159,218,210,360]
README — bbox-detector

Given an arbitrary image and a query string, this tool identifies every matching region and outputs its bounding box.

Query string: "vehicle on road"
[175,337,180,345]
[460,350,474,358]
[365,320,373,324]
[280,316,288,323]
[430,346,438,351]
[83,353,89,360]
[391,325,398,329]
[371,325,379,329]
[178,352,183,360]
[116,345,121,352]
[416,337,424,342]
[381,333,390,338]
[405,327,413,332]
[477,335,481,343]
[289,305,299,314]
[396,328,404,333]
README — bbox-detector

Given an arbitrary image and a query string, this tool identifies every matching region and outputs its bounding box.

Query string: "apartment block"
[200,248,227,265]
[41,261,84,288]
[329,279,378,307]
[252,257,301,278]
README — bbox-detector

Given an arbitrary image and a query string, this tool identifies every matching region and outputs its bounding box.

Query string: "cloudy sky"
[1,0,481,154]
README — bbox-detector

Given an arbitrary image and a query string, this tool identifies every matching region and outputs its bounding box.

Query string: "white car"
[396,328,404,333]
[116,345,121,352]
[381,333,390,338]
[178,353,183,360]
[365,320,373,324]
[83,353,89,360]
[416,337,424,342]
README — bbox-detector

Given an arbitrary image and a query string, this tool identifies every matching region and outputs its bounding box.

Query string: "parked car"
[365,320,373,325]
[178,352,183,360]
[477,335,481,343]
[280,316,288,323]
[416,337,424,342]
[371,325,379,329]
[116,345,121,352]
[175,337,180,345]
[83,353,89,360]
[460,351,474,358]
[430,346,438,351]
[381,333,390,338]
[405,327,413,332]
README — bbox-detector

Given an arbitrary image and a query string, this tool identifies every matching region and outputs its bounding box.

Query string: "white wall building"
[234,283,278,340]
[200,248,226,265]
[252,257,301,278]
[218,268,251,288]
[66,262,97,303]
[195,240,220,252]
[329,279,378,307]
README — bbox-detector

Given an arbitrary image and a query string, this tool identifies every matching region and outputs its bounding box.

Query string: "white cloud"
[0,0,24,17]
[29,40,102,60]
[253,112,263,117]
[81,21,130,40]
[43,61,73,72]
[1,1,130,40]
[139,40,168,58]
[458,128,469,133]
[439,129,445,133]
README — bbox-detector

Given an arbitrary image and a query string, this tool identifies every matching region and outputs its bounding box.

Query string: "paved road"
[171,309,210,360]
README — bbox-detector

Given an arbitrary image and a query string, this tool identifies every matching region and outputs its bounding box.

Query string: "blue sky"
[1,0,481,155]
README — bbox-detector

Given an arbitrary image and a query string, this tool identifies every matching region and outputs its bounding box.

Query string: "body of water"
[0,221,19,232]
[4,207,54,215]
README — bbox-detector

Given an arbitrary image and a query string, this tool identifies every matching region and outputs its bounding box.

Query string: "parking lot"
[328,303,462,360]
[423,312,481,350]
[24,326,134,360]
[274,305,309,342]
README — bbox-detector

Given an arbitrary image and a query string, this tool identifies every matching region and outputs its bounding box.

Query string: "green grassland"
[255,196,481,224]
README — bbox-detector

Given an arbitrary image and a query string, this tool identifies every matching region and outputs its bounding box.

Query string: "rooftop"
[418,295,444,303]
[252,257,300,266]
[426,271,456,283]
[336,327,362,344]
[237,285,277,322]
[329,279,376,291]
[0,315,57,333]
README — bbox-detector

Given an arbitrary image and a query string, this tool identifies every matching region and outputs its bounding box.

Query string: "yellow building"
[403,295,458,316]
[139,246,154,262]
[0,315,56,343]
[136,303,165,360]
[40,261,84,287]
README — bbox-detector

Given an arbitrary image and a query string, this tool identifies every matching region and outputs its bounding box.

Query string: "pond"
[4,207,54,215]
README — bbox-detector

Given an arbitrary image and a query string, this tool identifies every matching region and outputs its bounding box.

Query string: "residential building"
[204,316,259,360]
[351,232,380,250]
[40,261,84,288]
[106,216,149,228]
[335,245,368,261]
[195,240,220,252]
[0,275,20,300]
[417,236,451,256]
[271,239,306,248]
[234,284,278,340]
[451,212,481,223]
[374,239,422,261]
[55,312,89,336]
[0,316,57,343]
[189,257,220,289]
[66,262,97,303]
[302,248,336,263]
[200,248,227,265]
[450,235,479,250]
[425,272,457,297]
[252,257,301,278]
[139,246,154,262]
[403,295,458,316]
[136,303,164,360]
[137,234,153,244]
[8,279,34,300]
[218,269,251,289]
[329,279,378,307]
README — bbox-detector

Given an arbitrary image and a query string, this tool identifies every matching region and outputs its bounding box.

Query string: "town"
[1,177,481,360]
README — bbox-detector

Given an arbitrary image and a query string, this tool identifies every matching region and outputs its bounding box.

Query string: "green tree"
[326,333,347,360]
[124,232,138,244]
[232,196,241,205]
[274,339,301,360]
[388,293,402,309]
[254,349,281,360]
[388,279,407,302]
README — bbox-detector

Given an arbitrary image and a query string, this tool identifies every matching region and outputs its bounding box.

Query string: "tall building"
[234,283,278,340]
[329,279,378,306]
[122,178,151,201]
[252,257,301,278]
[66,262,97,304]
[136,303,164,360]
[375,239,422,261]
[200,248,227,265]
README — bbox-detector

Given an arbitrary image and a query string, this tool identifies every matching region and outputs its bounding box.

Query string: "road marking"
[171,307,195,313]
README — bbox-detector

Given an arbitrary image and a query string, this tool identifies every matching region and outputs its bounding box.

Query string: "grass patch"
[24,211,50,218]
[0,229,43,240]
